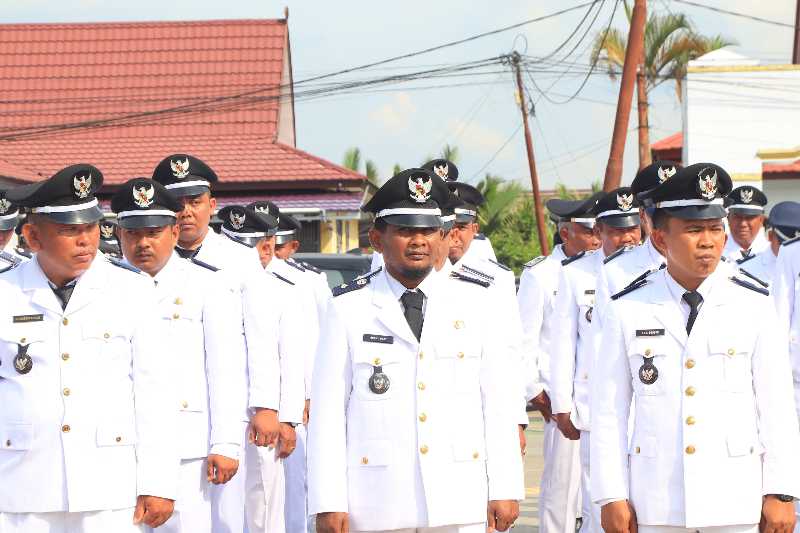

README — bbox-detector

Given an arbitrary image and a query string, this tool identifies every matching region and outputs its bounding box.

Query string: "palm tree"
[343,146,378,182]
[476,174,524,237]
[440,143,460,163]
[591,3,734,167]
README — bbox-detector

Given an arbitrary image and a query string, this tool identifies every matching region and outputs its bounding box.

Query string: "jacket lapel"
[63,256,105,315]
[650,273,688,346]
[23,258,68,316]
[371,271,417,346]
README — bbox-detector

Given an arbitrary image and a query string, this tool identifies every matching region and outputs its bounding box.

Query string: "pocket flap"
[348,439,391,466]
[0,324,45,345]
[0,423,33,451]
[353,347,401,366]
[628,337,667,358]
[83,324,128,342]
[727,434,761,457]
[452,439,486,462]
[96,424,137,446]
[629,435,658,458]
[709,335,751,357]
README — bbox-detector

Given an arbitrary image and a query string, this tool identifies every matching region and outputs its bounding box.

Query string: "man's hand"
[487,500,519,532]
[207,454,239,485]
[133,495,175,528]
[554,412,580,440]
[249,408,280,448]
[518,425,527,456]
[303,399,310,425]
[317,512,349,533]
[760,495,796,533]
[277,423,297,459]
[601,500,637,533]
[530,390,552,423]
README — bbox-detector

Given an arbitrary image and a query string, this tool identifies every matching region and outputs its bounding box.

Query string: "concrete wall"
[764,178,800,206]
[320,218,359,253]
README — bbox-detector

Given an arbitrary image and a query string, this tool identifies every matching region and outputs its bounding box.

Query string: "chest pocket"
[351,344,402,401]
[578,291,595,326]
[627,337,668,396]
[0,325,46,377]
[435,319,481,394]
[708,335,752,392]
[82,323,131,364]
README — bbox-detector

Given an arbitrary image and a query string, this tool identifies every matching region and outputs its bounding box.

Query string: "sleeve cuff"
[209,443,241,460]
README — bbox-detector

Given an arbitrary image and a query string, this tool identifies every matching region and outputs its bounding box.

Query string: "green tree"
[440,143,459,163]
[343,146,378,182]
[476,174,524,236]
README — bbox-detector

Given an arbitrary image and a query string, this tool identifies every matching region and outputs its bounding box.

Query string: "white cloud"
[368,93,416,133]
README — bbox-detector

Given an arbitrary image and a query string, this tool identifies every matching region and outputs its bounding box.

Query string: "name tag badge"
[636,328,665,337]
[584,290,595,295]
[362,334,394,345]
[13,314,44,324]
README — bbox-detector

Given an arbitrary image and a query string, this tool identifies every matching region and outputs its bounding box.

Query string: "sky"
[0,0,796,190]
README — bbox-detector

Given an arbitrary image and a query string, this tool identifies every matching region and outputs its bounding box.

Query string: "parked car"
[293,253,373,289]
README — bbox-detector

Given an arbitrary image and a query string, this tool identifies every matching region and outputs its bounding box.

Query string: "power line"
[467,123,524,183]
[671,0,794,28]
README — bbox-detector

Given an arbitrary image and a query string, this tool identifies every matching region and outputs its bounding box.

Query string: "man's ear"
[368,227,383,253]
[208,196,217,211]
[559,225,569,243]
[22,222,42,253]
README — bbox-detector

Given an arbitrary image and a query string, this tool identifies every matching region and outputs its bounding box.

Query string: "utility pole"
[636,47,651,169]
[793,0,800,64]
[603,0,647,190]
[510,52,550,255]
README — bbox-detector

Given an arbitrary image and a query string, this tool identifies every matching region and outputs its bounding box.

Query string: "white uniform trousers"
[0,509,141,533]
[148,458,210,533]
[351,523,484,533]
[538,420,581,532]
[211,424,249,533]
[579,431,601,532]
[246,442,286,533]
[638,526,757,532]
[284,424,308,533]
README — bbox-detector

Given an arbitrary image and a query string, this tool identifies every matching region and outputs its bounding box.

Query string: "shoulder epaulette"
[332,276,371,297]
[106,256,144,275]
[603,245,633,265]
[300,261,322,274]
[782,235,800,247]
[0,263,18,274]
[14,247,31,259]
[460,264,494,282]
[524,256,545,269]
[730,276,769,296]
[623,263,665,289]
[355,267,382,281]
[611,279,649,300]
[474,233,487,241]
[561,250,586,266]
[272,271,295,286]
[449,271,490,288]
[190,257,220,272]
[286,259,306,272]
[737,267,768,288]
[488,258,511,271]
[736,254,756,265]
[0,250,22,268]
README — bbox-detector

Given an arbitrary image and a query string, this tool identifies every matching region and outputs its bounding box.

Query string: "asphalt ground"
[519,412,545,533]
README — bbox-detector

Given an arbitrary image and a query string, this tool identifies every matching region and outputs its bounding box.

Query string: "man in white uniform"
[551,187,641,532]
[0,165,178,532]
[517,195,600,532]
[112,178,247,533]
[736,201,800,286]
[592,163,800,533]
[0,190,25,271]
[308,168,523,533]
[722,186,769,261]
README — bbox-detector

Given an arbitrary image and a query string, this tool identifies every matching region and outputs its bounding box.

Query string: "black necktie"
[175,247,198,259]
[682,291,703,334]
[52,284,76,310]
[400,290,425,342]
[740,249,751,259]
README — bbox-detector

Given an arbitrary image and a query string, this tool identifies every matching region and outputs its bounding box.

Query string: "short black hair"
[373,218,388,232]
[652,209,672,230]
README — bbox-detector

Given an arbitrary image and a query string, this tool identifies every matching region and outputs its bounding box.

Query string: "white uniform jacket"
[470,234,497,262]
[152,254,247,460]
[516,245,568,398]
[0,256,178,512]
[774,239,800,414]
[590,267,800,528]
[307,269,524,530]
[736,249,776,287]
[723,230,769,262]
[550,250,603,430]
[193,230,280,417]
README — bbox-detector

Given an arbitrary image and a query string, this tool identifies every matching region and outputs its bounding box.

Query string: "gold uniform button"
[635,446,641,454]
[419,413,427,422]
[5,439,10,447]
[644,348,652,356]
[418,352,424,360]
[420,445,429,454]
[360,457,369,465]
[115,436,122,443]
[454,320,464,329]
[61,353,69,361]
[103,332,110,339]
[373,358,381,366]
[472,452,479,459]
[62,388,70,397]
[174,298,183,305]
[418,382,425,391]
[685,386,696,397]
[727,348,735,356]
[62,318,69,326]
[686,416,696,426]
[181,400,189,409]
[457,352,464,359]
[685,445,696,455]
[19,337,26,344]
[685,359,696,369]
[173,313,180,320]
[62,424,71,433]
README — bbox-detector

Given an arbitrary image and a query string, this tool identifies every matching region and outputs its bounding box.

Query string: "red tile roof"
[763,159,800,178]
[215,191,365,211]
[651,132,683,151]
[0,133,364,187]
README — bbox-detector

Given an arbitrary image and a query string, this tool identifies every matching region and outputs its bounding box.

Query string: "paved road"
[519,412,545,533]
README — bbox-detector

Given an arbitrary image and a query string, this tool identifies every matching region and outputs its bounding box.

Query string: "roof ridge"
[0,18,287,30]
[274,142,368,181]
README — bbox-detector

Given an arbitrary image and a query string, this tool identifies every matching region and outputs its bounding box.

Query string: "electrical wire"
[671,0,794,28]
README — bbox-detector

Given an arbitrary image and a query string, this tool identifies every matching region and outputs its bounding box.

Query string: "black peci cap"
[275,213,301,245]
[438,190,461,232]
[632,161,681,199]
[724,186,767,215]
[422,158,459,182]
[111,178,183,229]
[639,163,732,220]
[448,182,485,224]
[7,164,104,224]
[219,205,276,246]
[592,187,640,228]
[0,189,20,231]
[152,154,218,198]
[98,219,122,257]
[767,201,800,243]
[362,168,450,228]
[545,192,603,229]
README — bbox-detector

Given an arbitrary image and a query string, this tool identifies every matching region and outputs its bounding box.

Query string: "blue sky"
[1,0,795,189]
